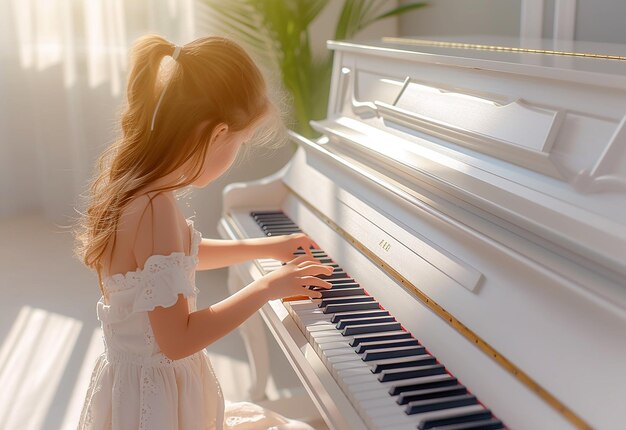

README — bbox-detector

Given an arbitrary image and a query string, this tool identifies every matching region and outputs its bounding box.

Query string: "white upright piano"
[218,36,626,430]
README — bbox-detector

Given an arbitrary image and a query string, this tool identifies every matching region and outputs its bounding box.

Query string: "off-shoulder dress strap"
[131,190,168,260]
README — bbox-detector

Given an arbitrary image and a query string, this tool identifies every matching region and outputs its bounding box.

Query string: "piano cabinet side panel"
[281,147,626,429]
[222,162,290,214]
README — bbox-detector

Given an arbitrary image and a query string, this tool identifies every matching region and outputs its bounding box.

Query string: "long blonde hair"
[74,34,277,292]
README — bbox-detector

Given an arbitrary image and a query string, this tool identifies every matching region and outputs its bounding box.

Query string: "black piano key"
[389,376,458,396]
[371,352,434,373]
[293,250,326,257]
[316,257,333,264]
[355,337,420,353]
[418,409,493,429]
[330,309,390,323]
[265,228,302,236]
[255,212,289,216]
[258,219,296,226]
[318,270,348,280]
[396,385,467,405]
[326,280,360,288]
[254,216,292,223]
[262,225,299,232]
[267,231,299,237]
[343,321,402,336]
[321,287,366,299]
[323,301,380,314]
[405,394,477,415]
[265,230,303,236]
[378,364,446,382]
[362,345,423,361]
[319,295,375,308]
[251,211,288,216]
[336,315,396,330]
[350,330,412,346]
[429,418,503,430]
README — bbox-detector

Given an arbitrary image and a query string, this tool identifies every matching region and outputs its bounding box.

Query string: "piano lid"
[332,35,626,86]
[308,35,626,284]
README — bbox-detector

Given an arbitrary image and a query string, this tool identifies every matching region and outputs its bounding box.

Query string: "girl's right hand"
[260,255,333,300]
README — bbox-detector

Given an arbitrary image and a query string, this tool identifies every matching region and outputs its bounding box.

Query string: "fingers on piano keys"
[251,211,505,430]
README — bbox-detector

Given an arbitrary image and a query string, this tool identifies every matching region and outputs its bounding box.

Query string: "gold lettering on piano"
[378,239,391,252]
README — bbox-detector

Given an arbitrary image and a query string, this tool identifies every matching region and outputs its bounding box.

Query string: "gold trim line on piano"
[382,36,626,61]
[279,184,593,430]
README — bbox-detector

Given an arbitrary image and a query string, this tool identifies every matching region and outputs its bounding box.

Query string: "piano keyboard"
[250,211,506,430]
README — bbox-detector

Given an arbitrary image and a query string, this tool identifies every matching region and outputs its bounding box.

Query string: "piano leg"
[227,268,270,402]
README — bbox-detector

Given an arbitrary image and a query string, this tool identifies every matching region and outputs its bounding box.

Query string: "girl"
[74,34,333,429]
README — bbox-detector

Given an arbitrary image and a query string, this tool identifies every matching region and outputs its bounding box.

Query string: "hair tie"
[150,45,182,131]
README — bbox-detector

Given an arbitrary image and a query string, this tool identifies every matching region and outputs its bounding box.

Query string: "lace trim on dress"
[132,253,197,312]
[103,219,201,293]
[95,220,202,322]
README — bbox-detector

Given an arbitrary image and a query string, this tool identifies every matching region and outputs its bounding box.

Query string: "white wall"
[0,0,198,223]
[399,0,521,38]
[0,0,398,236]
[399,0,626,44]
[565,0,626,43]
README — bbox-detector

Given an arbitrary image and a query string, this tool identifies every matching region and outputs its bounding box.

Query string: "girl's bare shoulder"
[124,191,186,269]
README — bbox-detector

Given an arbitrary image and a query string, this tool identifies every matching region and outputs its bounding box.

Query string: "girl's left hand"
[268,233,318,263]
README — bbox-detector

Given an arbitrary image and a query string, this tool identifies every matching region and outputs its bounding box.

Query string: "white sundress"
[79,219,315,430]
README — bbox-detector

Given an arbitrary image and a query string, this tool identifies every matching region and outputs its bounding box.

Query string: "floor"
[0,214,328,430]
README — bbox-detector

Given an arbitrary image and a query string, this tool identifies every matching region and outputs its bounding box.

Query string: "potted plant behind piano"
[200,0,426,138]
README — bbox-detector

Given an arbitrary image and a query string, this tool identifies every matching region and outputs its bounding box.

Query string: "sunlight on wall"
[85,0,127,95]
[0,306,82,429]
[60,327,104,430]
[11,0,128,95]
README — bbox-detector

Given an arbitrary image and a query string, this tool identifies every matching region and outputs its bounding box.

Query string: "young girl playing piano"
[74,34,332,429]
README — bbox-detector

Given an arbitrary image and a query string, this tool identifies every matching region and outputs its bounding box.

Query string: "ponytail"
[74,34,281,295]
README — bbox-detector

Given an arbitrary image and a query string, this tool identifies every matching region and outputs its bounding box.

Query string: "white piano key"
[359,397,416,428]
[306,324,335,339]
[312,335,349,354]
[336,367,372,378]
[313,333,349,344]
[310,329,347,341]
[316,341,352,356]
[289,302,317,312]
[258,260,283,272]
[327,353,363,365]
[353,388,390,402]
[299,315,333,325]
[369,404,486,429]
[295,307,327,316]
[343,373,380,386]
[331,360,369,379]
[304,321,336,331]
[323,347,358,358]
[300,320,333,336]
[317,340,352,350]
[349,374,455,395]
